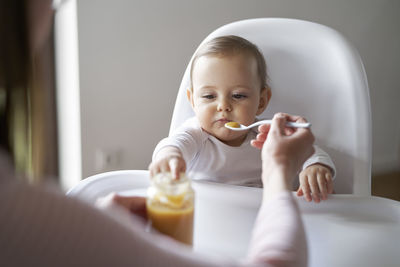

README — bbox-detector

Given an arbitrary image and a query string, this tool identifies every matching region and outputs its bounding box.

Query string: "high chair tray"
[67,170,400,267]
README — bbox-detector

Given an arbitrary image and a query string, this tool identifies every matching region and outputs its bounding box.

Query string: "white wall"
[77,0,400,178]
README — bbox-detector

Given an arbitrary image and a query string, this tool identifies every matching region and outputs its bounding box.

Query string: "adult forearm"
[247,192,307,267]
[261,162,293,201]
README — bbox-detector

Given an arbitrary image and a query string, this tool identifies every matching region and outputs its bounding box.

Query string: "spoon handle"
[255,120,311,128]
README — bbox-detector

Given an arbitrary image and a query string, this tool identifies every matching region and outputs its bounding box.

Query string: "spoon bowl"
[225,120,311,131]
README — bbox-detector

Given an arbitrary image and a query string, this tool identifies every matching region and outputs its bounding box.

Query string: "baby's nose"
[217,99,232,111]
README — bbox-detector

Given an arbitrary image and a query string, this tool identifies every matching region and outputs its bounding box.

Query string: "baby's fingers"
[169,157,186,180]
[297,187,304,196]
[299,174,312,202]
[309,176,321,203]
[149,162,160,177]
[169,158,179,179]
[160,161,171,174]
[317,173,328,200]
[326,172,334,194]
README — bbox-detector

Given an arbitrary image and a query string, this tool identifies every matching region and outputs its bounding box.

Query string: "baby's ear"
[186,88,195,108]
[256,87,271,115]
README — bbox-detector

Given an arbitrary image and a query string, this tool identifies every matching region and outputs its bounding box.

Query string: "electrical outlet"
[95,148,123,172]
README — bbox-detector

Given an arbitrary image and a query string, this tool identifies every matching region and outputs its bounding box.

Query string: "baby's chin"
[201,126,248,144]
[215,131,248,146]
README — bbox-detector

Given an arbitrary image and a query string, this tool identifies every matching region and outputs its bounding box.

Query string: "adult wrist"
[261,162,292,200]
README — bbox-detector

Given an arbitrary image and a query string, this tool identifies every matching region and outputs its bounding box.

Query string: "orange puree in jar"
[146,173,195,245]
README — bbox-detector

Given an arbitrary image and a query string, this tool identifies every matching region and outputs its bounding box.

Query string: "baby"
[149,35,335,202]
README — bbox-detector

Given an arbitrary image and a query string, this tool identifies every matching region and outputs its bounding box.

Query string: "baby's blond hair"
[190,35,269,90]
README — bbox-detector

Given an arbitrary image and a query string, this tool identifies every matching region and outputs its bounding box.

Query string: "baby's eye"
[232,94,247,99]
[202,94,215,99]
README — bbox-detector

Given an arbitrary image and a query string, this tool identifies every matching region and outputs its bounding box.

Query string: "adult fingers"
[290,116,312,136]
[291,128,315,158]
[250,132,268,149]
[280,115,314,146]
[258,123,271,134]
[256,132,268,142]
[293,116,307,123]
[113,195,147,219]
[250,140,263,149]
[270,113,287,136]
[113,194,145,210]
[284,127,295,136]
[282,114,304,135]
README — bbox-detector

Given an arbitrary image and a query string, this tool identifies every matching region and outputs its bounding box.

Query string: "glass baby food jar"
[146,172,195,245]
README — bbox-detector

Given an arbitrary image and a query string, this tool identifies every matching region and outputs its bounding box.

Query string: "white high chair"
[65,20,400,267]
[68,18,371,200]
[170,18,372,195]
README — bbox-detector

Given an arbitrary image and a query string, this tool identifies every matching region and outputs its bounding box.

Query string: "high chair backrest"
[169,18,371,195]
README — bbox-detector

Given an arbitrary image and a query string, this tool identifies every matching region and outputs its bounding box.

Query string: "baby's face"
[189,54,267,146]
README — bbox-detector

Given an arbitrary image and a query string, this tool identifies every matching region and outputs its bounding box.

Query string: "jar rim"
[151,172,191,195]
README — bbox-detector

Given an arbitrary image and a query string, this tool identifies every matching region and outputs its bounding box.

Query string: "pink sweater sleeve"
[247,192,308,267]
[0,158,306,267]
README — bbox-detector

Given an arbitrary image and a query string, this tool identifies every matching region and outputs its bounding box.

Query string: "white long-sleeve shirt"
[154,117,336,187]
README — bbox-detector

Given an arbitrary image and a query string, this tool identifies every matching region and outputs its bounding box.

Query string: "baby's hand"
[148,146,186,179]
[297,163,333,203]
